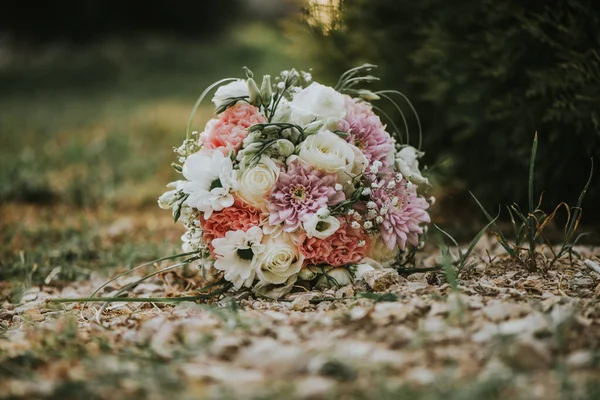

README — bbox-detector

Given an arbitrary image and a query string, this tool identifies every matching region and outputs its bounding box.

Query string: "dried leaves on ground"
[1,209,600,400]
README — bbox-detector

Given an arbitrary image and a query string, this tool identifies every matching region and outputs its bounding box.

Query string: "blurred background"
[1,0,599,285]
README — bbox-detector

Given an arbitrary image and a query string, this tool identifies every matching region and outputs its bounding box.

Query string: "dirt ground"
[1,205,599,400]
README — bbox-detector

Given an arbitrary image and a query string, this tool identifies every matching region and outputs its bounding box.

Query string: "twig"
[584,259,600,277]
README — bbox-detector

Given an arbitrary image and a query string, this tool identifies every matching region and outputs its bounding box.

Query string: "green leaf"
[357,292,398,302]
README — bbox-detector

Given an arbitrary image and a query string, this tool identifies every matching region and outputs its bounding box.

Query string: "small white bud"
[351,221,361,229]
[334,183,343,191]
[363,221,373,229]
[375,216,384,224]
[316,207,330,219]
[361,188,371,196]
[367,201,377,209]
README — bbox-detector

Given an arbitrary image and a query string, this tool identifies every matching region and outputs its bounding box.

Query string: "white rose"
[298,130,358,174]
[256,233,304,285]
[302,214,340,239]
[314,267,353,289]
[289,82,346,127]
[236,156,280,207]
[212,80,249,109]
[395,146,429,186]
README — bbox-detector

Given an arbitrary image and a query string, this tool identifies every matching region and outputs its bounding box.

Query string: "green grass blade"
[95,257,199,323]
[81,251,198,319]
[433,223,462,262]
[461,210,500,268]
[528,133,539,258]
[469,191,518,258]
[566,158,594,241]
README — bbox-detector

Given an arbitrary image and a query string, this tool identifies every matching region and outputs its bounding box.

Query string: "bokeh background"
[1,0,599,288]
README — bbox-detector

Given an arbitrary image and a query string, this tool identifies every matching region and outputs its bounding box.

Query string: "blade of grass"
[80,251,198,319]
[433,223,462,262]
[469,191,518,258]
[461,210,501,268]
[566,158,594,241]
[528,133,539,269]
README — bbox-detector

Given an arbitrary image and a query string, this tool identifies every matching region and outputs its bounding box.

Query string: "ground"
[1,202,599,399]
[1,23,599,400]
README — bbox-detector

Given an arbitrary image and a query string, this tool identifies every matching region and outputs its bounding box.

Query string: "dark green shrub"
[299,0,599,219]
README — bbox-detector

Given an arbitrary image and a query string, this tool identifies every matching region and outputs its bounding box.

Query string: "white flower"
[303,214,341,239]
[314,267,353,289]
[298,131,365,180]
[212,227,264,289]
[364,221,373,229]
[289,82,346,127]
[395,146,429,186]
[255,233,304,285]
[351,221,361,229]
[316,207,330,219]
[361,188,371,196]
[212,80,249,109]
[182,150,237,218]
[236,156,280,207]
[157,181,185,210]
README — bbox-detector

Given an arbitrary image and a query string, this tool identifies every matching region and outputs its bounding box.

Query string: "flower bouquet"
[157,64,433,299]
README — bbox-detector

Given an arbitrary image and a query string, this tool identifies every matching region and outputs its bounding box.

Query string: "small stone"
[502,337,552,370]
[364,269,400,292]
[292,294,314,311]
[566,350,593,369]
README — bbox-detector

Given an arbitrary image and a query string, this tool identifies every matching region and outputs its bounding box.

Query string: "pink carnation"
[267,160,345,232]
[339,96,394,171]
[201,197,262,251]
[201,103,266,155]
[371,176,430,251]
[299,220,369,267]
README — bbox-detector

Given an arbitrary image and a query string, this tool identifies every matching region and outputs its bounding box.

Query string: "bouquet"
[158,65,433,299]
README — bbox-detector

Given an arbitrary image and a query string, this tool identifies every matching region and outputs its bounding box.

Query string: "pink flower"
[370,176,430,251]
[201,103,266,155]
[338,96,394,171]
[299,219,369,267]
[201,197,262,252]
[267,160,345,232]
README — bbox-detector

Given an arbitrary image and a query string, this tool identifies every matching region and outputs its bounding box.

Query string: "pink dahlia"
[370,176,430,251]
[201,103,266,155]
[338,96,394,171]
[201,197,262,251]
[267,160,345,232]
[299,219,369,267]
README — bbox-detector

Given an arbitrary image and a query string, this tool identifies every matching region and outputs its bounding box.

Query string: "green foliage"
[471,135,594,271]
[300,0,600,217]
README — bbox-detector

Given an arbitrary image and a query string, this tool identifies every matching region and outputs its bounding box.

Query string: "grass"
[471,133,594,272]
[0,22,303,301]
[0,22,304,208]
